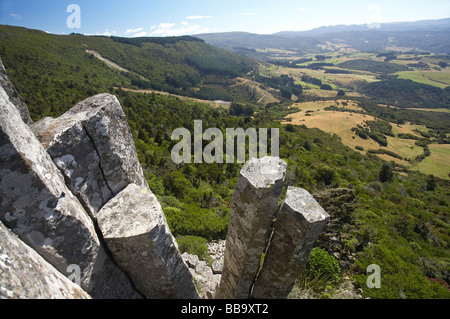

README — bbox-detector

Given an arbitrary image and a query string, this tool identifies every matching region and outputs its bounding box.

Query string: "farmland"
[283,100,449,179]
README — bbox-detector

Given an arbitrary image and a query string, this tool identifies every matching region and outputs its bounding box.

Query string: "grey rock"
[0,222,91,299]
[66,94,147,194]
[31,117,113,219]
[181,253,221,299]
[182,252,199,268]
[32,93,147,218]
[212,260,223,274]
[97,183,199,299]
[251,187,330,299]
[195,261,213,277]
[216,157,287,299]
[0,86,141,299]
[0,57,32,125]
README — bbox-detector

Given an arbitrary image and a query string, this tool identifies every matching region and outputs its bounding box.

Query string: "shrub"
[298,248,341,292]
[176,236,211,261]
[315,165,336,185]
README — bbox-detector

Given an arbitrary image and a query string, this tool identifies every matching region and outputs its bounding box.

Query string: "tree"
[337,90,346,97]
[320,84,333,91]
[315,165,336,185]
[379,163,394,182]
[303,140,312,151]
[229,103,245,116]
[280,86,293,100]
[426,175,436,191]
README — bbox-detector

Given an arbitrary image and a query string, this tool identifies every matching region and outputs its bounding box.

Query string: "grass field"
[415,144,450,179]
[395,70,450,89]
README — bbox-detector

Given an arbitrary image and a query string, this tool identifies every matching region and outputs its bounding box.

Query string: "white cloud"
[150,22,209,37]
[298,8,310,12]
[186,15,213,20]
[99,29,117,36]
[125,27,143,35]
[133,31,148,37]
[124,27,147,37]
[242,12,255,16]
[159,23,176,29]
[9,13,22,20]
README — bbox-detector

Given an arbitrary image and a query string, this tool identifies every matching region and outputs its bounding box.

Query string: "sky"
[1,0,449,37]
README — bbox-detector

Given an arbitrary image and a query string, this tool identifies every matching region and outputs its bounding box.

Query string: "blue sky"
[1,0,449,37]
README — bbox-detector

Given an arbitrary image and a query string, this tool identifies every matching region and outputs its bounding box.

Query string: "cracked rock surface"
[32,93,147,219]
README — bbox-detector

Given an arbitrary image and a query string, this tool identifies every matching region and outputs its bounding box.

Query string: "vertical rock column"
[251,187,330,299]
[216,157,287,299]
[97,183,199,299]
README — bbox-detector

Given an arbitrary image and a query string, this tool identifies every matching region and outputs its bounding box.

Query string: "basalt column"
[251,187,330,299]
[97,183,199,299]
[216,157,287,299]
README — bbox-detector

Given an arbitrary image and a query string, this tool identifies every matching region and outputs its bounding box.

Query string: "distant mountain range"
[197,18,450,59]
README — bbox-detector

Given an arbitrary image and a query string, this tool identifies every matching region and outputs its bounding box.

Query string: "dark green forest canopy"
[337,59,411,74]
[110,35,205,46]
[361,79,450,109]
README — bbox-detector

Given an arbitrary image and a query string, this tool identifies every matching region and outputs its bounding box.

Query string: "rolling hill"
[0,24,256,120]
[197,18,450,60]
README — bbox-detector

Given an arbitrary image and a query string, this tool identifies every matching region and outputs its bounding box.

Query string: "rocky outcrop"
[0,84,141,299]
[31,94,147,219]
[0,67,193,299]
[216,159,330,299]
[0,57,32,126]
[0,222,90,299]
[182,253,222,299]
[251,187,330,299]
[1,55,330,299]
[216,157,287,299]
[97,183,199,299]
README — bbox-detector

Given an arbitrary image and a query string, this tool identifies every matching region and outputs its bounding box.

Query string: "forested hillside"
[0,25,255,120]
[361,79,450,108]
[1,24,449,299]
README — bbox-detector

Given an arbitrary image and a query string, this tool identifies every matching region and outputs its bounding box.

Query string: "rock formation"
[31,93,147,219]
[0,57,197,299]
[0,78,141,299]
[251,187,330,299]
[182,252,222,299]
[0,55,329,299]
[0,222,90,299]
[216,157,287,299]
[97,183,199,299]
[216,159,330,299]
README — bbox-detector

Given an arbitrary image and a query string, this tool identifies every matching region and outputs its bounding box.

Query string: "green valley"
[1,23,449,300]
